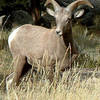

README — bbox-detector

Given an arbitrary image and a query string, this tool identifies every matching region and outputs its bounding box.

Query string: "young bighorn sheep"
[6,0,93,88]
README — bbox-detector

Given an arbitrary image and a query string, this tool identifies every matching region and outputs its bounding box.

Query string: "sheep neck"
[63,23,73,45]
[62,23,74,53]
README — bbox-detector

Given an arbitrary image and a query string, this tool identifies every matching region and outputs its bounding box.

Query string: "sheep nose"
[56,30,61,34]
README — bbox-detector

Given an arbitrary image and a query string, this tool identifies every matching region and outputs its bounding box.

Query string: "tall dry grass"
[0,49,100,100]
[2,67,100,100]
[0,16,100,100]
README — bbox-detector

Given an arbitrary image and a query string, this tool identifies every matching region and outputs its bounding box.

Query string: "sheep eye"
[66,18,70,23]
[68,18,71,21]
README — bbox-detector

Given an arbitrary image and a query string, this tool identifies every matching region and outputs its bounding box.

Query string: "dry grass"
[0,49,100,100]
[1,67,100,100]
[0,16,100,100]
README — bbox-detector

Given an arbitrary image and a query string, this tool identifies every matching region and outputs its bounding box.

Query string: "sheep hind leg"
[6,72,14,91]
[6,55,26,91]
[12,55,27,85]
[13,55,33,85]
[6,56,32,91]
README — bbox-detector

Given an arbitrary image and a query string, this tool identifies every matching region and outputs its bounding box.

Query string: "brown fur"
[7,0,92,86]
[9,23,77,85]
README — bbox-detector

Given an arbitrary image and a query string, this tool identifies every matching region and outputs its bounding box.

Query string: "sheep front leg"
[60,54,78,71]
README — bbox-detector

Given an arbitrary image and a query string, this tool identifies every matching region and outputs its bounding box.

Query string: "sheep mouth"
[56,31,63,36]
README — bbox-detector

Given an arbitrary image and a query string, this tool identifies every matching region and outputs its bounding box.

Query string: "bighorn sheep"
[6,0,93,88]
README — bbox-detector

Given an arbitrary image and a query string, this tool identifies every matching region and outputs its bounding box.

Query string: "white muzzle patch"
[56,28,63,36]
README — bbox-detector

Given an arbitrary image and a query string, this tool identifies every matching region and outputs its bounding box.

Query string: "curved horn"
[51,0,61,11]
[45,0,52,6]
[66,0,93,12]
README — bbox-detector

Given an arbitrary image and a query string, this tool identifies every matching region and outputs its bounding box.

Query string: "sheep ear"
[74,9,85,18]
[47,8,55,17]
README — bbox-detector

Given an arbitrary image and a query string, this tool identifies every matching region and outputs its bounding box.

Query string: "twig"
[2,15,11,32]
